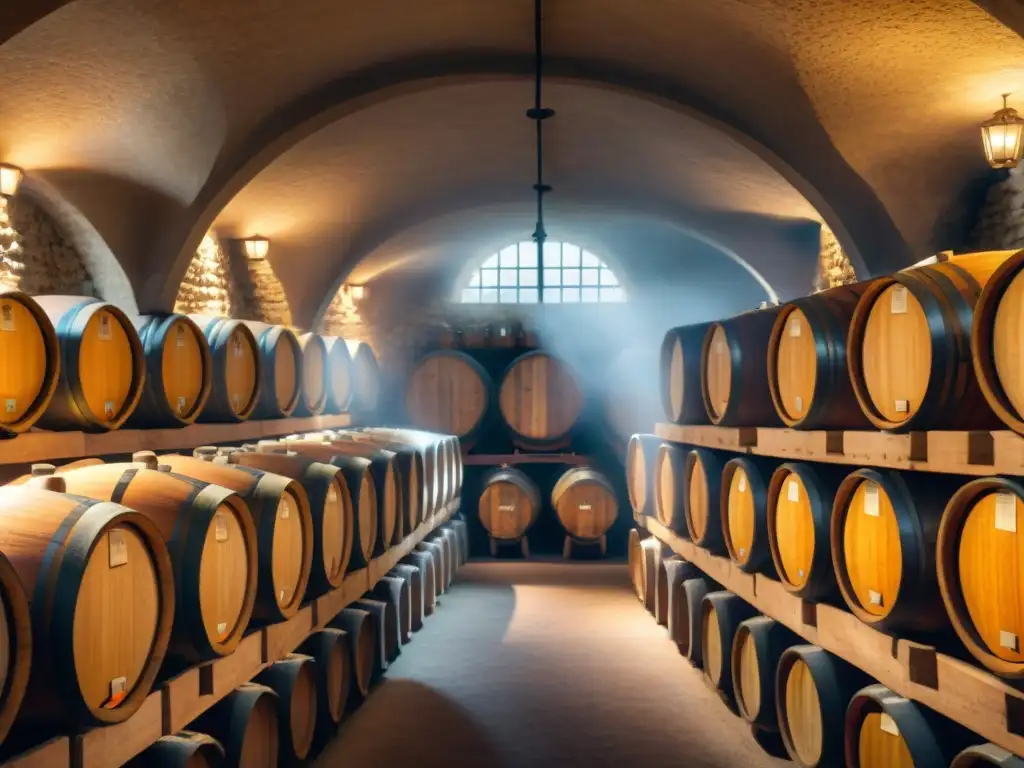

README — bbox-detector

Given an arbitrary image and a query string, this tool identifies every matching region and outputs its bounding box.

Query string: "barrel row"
[659,248,1024,434]
[629,433,1024,679]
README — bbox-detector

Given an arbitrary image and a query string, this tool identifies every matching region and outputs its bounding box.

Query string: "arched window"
[459,241,626,304]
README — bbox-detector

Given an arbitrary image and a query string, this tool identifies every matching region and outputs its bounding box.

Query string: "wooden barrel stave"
[660,322,713,424]
[654,442,691,535]
[951,744,1024,767]
[627,433,661,518]
[189,316,261,423]
[242,322,303,419]
[405,350,492,450]
[190,683,279,768]
[731,615,801,731]
[253,654,318,764]
[0,291,59,436]
[700,592,758,710]
[296,629,351,739]
[683,448,729,555]
[330,608,376,701]
[294,333,329,417]
[319,336,354,415]
[498,350,583,450]
[127,731,226,767]
[479,466,541,543]
[551,467,619,544]
[722,455,780,575]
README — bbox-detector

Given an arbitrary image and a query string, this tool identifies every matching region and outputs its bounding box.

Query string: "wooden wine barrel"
[0,291,59,437]
[722,456,779,575]
[848,251,1014,431]
[683,448,728,555]
[128,731,225,768]
[701,307,783,427]
[627,434,661,518]
[629,529,645,602]
[297,628,351,738]
[352,428,441,519]
[700,592,757,709]
[937,476,1024,676]
[766,462,846,600]
[353,597,397,671]
[253,654,318,764]
[332,430,426,530]
[160,452,313,623]
[776,645,871,768]
[0,549,31,744]
[391,564,424,634]
[551,467,618,544]
[448,517,469,565]
[417,539,446,597]
[373,574,412,645]
[403,550,436,618]
[126,313,212,428]
[17,459,258,662]
[478,467,540,542]
[952,744,1024,767]
[189,316,261,423]
[731,616,801,731]
[405,350,492,449]
[443,436,460,503]
[655,554,678,626]
[677,577,718,665]
[972,250,1024,435]
[34,296,145,431]
[295,333,328,417]
[191,683,279,768]
[498,350,583,450]
[319,336,354,414]
[833,468,956,635]
[639,537,662,614]
[331,608,376,700]
[663,557,700,649]
[242,322,303,419]
[0,483,174,727]
[660,322,713,424]
[432,529,457,590]
[767,285,872,429]
[654,442,690,534]
[348,340,380,415]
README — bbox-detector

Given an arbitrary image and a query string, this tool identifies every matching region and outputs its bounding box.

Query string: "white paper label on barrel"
[99,314,112,340]
[215,512,229,542]
[890,285,908,315]
[794,396,803,412]
[0,305,13,332]
[217,622,227,639]
[177,396,187,414]
[4,399,14,414]
[894,400,908,413]
[738,474,746,493]
[788,479,800,503]
[108,530,128,568]
[176,325,186,347]
[327,486,337,504]
[104,676,127,708]
[879,712,900,736]
[868,589,883,606]
[279,589,285,603]
[738,547,746,557]
[788,317,801,337]
[1000,630,1019,651]
[863,483,880,517]
[104,401,115,419]
[996,492,1018,533]
[279,500,290,519]
[498,504,516,512]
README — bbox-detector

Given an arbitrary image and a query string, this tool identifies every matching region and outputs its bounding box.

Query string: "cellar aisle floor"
[314,560,788,768]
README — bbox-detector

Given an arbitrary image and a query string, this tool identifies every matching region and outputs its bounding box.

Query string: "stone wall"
[813,222,857,292]
[228,243,293,326]
[972,167,1024,250]
[173,233,233,316]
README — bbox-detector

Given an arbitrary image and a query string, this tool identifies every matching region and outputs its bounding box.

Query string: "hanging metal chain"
[526,0,554,274]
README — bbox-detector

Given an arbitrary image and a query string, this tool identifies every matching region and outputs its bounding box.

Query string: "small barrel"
[449,517,469,565]
[972,250,1024,435]
[243,322,303,419]
[294,332,329,417]
[498,350,583,450]
[700,592,758,709]
[253,654,318,764]
[0,484,175,728]
[654,442,689,534]
[478,466,541,542]
[626,433,661,518]
[683,448,728,555]
[832,468,955,635]
[663,557,700,648]
[722,456,779,575]
[126,313,212,428]
[373,574,412,646]
[403,550,436,617]
[678,577,718,665]
[191,683,279,768]
[128,731,225,767]
[731,616,801,731]
[776,645,870,768]
[34,295,145,431]
[551,467,619,544]
[160,453,313,623]
[330,608,376,700]
[701,307,783,426]
[847,251,1013,431]
[629,529,645,602]
[766,462,846,600]
[952,744,1024,767]
[391,564,424,634]
[347,340,380,416]
[297,629,351,739]
[353,597,397,672]
[639,537,662,614]
[189,315,261,423]
[660,322,713,424]
[320,336,354,414]
[767,285,872,429]
[0,550,31,744]
[404,350,492,450]
[0,291,59,437]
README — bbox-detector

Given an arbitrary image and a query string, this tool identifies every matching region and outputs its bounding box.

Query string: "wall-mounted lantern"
[0,164,23,198]
[982,94,1024,169]
[242,236,270,259]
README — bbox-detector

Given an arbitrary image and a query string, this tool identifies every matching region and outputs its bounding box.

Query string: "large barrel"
[126,313,212,428]
[18,459,257,663]
[498,350,583,450]
[191,683,279,768]
[478,467,541,542]
[660,322,713,424]
[159,453,313,623]
[0,550,31,744]
[34,296,145,431]
[654,442,689,534]
[700,592,757,709]
[243,322,303,419]
[972,250,1024,435]
[731,616,800,731]
[938,476,1024,676]
[767,285,872,429]
[952,744,1024,767]
[294,333,328,417]
[701,307,783,427]
[128,731,225,767]
[297,629,351,738]
[189,316,260,423]
[253,654,318,765]
[627,434,661,518]
[331,608,377,700]
[766,463,846,600]
[848,251,1014,430]
[682,448,728,555]
[0,483,174,727]
[319,336,353,414]
[721,456,779,575]
[347,340,380,416]
[404,350,491,449]
[832,468,955,635]
[551,467,618,544]
[0,291,59,437]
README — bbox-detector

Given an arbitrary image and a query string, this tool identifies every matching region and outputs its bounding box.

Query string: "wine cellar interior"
[2,2,1024,767]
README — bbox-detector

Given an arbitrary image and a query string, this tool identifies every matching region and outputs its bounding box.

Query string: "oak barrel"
[297,629,351,738]
[767,284,872,429]
[415,539,445,601]
[952,744,1024,767]
[243,321,303,419]
[654,442,690,534]
[701,307,783,426]
[660,322,713,424]
[478,466,540,542]
[627,433,661,518]
[253,654,318,764]
[126,313,212,428]
[347,340,380,415]
[498,350,583,450]
[731,616,801,731]
[294,332,328,417]
[678,577,718,665]
[848,251,1014,430]
[373,574,412,645]
[663,557,700,649]
[128,731,225,768]
[0,291,59,437]
[431,530,456,590]
[405,350,491,449]
[0,483,174,727]
[391,563,424,634]
[551,467,618,544]
[701,592,758,709]
[34,296,145,431]
[832,468,955,635]
[353,597,397,672]
[766,462,846,600]
[191,683,279,768]
[319,336,354,414]
[683,448,728,555]
[331,608,376,700]
[722,456,780,575]
[0,550,31,744]
[403,550,436,618]
[358,427,446,517]
[448,517,470,565]
[629,529,645,602]
[189,316,261,422]
[160,452,313,623]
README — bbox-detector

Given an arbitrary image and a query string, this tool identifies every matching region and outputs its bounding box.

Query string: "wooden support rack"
[2,498,460,768]
[636,513,1024,757]
[461,453,592,466]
